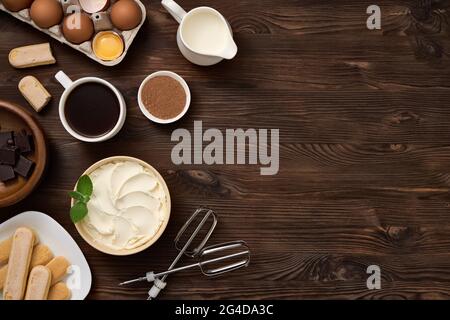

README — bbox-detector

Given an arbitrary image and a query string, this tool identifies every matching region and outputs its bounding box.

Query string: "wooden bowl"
[0,100,47,208]
[73,156,171,256]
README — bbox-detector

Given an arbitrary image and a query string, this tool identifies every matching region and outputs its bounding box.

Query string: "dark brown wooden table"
[1,0,450,300]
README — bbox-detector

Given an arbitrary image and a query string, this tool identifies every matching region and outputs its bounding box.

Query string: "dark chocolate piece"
[0,165,15,182]
[0,131,13,147]
[0,145,19,166]
[14,131,33,154]
[14,155,35,178]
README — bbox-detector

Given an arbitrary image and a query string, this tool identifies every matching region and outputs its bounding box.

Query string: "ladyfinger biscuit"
[46,256,70,285]
[0,244,53,290]
[25,265,52,300]
[48,282,71,300]
[0,233,39,265]
[8,43,56,69]
[30,244,54,267]
[0,264,7,289]
[3,227,35,300]
[0,237,13,265]
[18,76,52,112]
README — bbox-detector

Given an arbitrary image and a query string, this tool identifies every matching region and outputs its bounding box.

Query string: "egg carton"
[0,0,146,66]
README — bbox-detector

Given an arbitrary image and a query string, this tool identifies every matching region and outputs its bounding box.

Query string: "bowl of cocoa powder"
[138,71,191,124]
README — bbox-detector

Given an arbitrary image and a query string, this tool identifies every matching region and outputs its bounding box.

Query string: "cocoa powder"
[141,76,186,120]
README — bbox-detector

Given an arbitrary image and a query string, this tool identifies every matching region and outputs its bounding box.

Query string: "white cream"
[81,161,168,250]
[181,10,229,55]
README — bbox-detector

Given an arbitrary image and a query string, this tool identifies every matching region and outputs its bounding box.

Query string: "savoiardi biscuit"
[8,43,56,69]
[46,256,70,285]
[0,244,53,290]
[30,244,54,267]
[48,282,71,300]
[0,232,39,265]
[25,265,52,300]
[3,227,35,300]
[18,75,52,112]
[0,237,13,265]
[0,264,7,290]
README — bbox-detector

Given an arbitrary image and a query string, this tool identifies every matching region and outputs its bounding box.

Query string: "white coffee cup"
[55,71,127,143]
[161,0,238,66]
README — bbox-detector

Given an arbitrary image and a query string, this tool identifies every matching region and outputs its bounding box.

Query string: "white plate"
[0,211,92,300]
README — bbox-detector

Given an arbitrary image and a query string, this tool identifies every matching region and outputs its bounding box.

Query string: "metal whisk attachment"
[174,207,217,258]
[119,207,218,298]
[119,207,250,299]
[199,241,250,276]
[143,241,250,281]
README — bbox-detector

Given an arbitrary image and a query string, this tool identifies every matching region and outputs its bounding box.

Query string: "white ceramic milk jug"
[161,0,238,66]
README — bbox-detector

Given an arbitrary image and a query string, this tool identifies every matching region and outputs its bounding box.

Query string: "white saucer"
[0,211,92,300]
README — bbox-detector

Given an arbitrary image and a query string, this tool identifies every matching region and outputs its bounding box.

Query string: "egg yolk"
[93,32,124,61]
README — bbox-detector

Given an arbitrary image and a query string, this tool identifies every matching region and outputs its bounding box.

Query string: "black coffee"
[64,82,121,138]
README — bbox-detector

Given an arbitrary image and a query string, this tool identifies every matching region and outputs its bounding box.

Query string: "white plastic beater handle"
[148,278,167,300]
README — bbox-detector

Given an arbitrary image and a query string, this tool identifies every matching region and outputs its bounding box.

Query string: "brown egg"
[62,13,94,44]
[2,0,34,12]
[30,0,63,29]
[110,0,142,31]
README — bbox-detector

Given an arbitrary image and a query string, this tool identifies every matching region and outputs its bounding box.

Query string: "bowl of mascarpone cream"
[72,156,171,255]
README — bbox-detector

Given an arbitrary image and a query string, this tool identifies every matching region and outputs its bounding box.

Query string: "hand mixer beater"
[119,208,251,299]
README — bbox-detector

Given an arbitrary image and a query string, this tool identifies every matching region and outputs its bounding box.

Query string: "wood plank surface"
[1,0,450,300]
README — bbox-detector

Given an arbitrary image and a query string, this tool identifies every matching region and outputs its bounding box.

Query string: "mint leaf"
[69,191,84,202]
[70,201,88,223]
[77,175,93,197]
[70,175,93,223]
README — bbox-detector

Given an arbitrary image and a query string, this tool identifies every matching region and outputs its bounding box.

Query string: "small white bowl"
[137,71,191,124]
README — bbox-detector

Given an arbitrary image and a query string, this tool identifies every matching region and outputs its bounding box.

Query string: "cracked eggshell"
[79,0,109,14]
